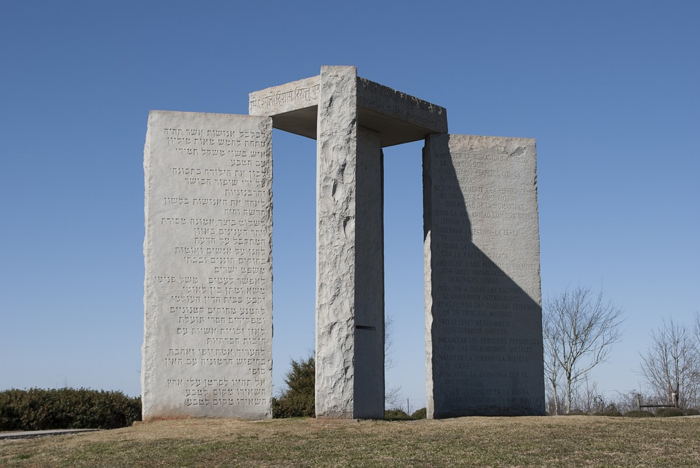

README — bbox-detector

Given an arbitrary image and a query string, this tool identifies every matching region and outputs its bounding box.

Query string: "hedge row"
[0,388,141,430]
[619,408,697,418]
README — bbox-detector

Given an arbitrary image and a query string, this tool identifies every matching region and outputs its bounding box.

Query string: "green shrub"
[273,356,315,418]
[384,409,411,420]
[623,410,654,418]
[0,388,141,430]
[411,407,427,419]
[684,408,699,416]
[655,408,684,417]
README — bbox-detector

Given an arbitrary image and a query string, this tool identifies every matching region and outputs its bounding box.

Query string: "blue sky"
[1,1,698,408]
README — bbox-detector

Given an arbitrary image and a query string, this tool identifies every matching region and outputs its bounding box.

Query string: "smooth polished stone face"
[142,111,273,420]
[423,134,545,418]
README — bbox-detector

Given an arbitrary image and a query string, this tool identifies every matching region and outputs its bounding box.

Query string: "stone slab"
[353,126,385,418]
[356,77,447,146]
[249,67,447,147]
[423,134,545,418]
[143,110,273,420]
[249,75,320,140]
[315,66,384,419]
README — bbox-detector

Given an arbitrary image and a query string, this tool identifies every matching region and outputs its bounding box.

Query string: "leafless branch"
[640,319,700,408]
[543,287,623,413]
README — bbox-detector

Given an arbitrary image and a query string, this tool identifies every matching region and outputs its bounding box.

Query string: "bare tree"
[543,314,562,414]
[694,312,700,350]
[384,315,402,408]
[384,385,402,409]
[640,319,699,408]
[543,287,623,414]
[576,376,605,414]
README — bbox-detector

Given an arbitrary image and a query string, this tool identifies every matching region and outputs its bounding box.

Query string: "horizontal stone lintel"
[249,73,447,147]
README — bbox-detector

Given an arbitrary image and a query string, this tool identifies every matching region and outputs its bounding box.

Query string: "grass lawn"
[1,416,699,466]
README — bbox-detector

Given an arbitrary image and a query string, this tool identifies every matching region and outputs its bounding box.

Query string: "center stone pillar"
[315,66,384,418]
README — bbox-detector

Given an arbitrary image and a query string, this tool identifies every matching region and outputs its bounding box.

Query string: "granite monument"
[142,65,544,420]
[143,111,273,420]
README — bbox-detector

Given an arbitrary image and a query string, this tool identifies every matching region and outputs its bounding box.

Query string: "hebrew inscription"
[424,134,544,417]
[143,111,272,420]
[249,76,320,115]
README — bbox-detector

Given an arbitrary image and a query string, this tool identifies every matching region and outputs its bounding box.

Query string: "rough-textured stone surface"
[143,111,273,420]
[423,134,544,418]
[315,66,384,419]
[315,66,358,419]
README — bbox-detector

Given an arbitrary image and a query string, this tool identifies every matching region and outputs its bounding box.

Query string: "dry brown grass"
[1,416,699,466]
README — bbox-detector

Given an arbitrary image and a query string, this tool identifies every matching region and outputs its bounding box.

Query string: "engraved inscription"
[425,134,543,416]
[249,76,321,115]
[144,112,272,419]
[249,84,320,112]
